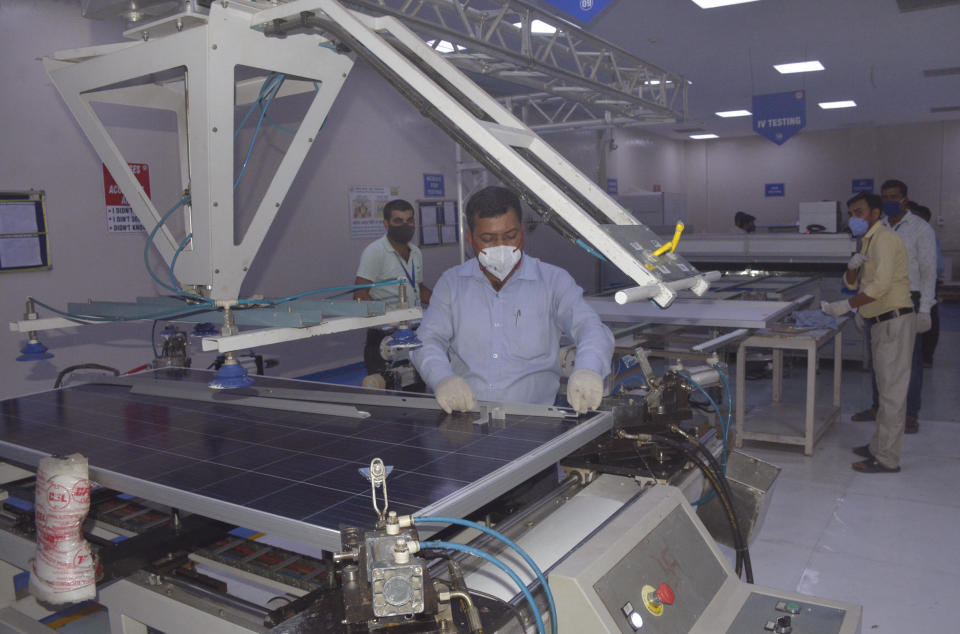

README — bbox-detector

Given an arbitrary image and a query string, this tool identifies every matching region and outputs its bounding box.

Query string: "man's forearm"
[848,292,876,309]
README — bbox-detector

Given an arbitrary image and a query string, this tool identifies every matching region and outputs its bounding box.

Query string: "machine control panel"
[737,593,846,633]
[549,485,862,634]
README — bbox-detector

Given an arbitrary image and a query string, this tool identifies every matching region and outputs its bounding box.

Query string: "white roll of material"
[29,454,97,604]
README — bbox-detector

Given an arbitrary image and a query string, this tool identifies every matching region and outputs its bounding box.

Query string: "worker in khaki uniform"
[822,192,914,473]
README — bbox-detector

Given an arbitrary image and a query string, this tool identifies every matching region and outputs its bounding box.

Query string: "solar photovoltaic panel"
[0,370,611,550]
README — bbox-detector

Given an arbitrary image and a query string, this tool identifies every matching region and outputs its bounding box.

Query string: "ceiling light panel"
[715,109,752,117]
[691,0,762,8]
[923,66,960,77]
[897,0,960,12]
[690,133,719,139]
[818,100,857,109]
[511,20,557,34]
[774,60,825,74]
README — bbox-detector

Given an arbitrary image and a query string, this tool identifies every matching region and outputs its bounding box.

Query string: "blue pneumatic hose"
[677,371,728,471]
[713,364,735,454]
[415,515,557,634]
[419,540,545,634]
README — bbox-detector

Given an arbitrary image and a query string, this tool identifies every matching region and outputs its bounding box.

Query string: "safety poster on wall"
[103,163,150,232]
[349,185,399,239]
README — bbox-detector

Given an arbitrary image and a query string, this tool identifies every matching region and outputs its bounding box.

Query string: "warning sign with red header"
[103,163,150,232]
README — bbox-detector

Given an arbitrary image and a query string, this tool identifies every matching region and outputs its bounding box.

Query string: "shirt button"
[492,353,498,359]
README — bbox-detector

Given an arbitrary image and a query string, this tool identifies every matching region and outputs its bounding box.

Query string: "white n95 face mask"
[478,245,522,281]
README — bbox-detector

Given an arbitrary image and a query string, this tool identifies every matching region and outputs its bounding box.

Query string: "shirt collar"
[380,234,417,257]
[891,212,916,230]
[864,219,886,240]
[379,234,397,254]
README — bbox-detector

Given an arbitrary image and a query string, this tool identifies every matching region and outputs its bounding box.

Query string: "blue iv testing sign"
[423,174,444,198]
[753,91,806,146]
[765,183,785,197]
[606,178,618,195]
[852,179,874,193]
[540,0,614,22]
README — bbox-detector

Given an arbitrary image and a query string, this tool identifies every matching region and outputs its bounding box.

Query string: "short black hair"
[734,211,756,229]
[911,204,932,222]
[465,186,522,232]
[847,192,882,212]
[383,199,414,222]
[880,179,908,198]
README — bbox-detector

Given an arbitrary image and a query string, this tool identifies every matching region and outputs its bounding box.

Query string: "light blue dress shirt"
[411,255,614,405]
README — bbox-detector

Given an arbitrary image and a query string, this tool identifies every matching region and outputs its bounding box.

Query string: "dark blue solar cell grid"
[0,370,579,531]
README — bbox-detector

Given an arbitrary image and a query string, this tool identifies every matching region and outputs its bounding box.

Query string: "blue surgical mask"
[882,200,901,218]
[849,217,869,237]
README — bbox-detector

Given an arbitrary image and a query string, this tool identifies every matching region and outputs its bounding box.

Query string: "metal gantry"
[337,0,688,129]
[15,0,703,352]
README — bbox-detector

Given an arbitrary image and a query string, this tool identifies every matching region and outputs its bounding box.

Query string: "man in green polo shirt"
[354,199,432,379]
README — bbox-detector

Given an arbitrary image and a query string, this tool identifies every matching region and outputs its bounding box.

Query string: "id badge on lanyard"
[396,254,416,298]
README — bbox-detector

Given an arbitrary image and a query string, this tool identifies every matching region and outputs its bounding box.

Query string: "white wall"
[2,4,957,401]
[0,2,190,400]
[680,122,960,275]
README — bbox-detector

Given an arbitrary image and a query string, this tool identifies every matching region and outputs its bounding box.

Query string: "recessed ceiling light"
[818,100,857,109]
[774,60,825,74]
[426,39,465,53]
[690,133,719,139]
[715,109,752,117]
[511,20,557,34]
[691,0,762,8]
[923,66,960,77]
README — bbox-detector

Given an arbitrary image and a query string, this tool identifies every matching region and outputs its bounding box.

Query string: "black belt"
[866,307,913,325]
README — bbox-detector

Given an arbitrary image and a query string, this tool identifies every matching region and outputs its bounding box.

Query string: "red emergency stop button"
[657,583,675,605]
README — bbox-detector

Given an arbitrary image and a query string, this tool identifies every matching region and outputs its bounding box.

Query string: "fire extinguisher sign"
[103,163,150,233]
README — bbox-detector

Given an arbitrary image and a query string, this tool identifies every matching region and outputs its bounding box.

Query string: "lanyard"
[395,253,416,291]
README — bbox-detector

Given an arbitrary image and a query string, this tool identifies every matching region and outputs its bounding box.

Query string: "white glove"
[567,368,603,414]
[821,299,852,317]
[916,312,932,334]
[847,253,866,270]
[434,375,476,414]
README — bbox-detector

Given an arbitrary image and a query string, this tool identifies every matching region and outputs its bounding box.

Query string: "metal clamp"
[362,458,392,522]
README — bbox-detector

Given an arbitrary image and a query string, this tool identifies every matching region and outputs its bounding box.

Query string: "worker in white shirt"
[909,204,943,367]
[850,180,936,434]
[354,199,432,378]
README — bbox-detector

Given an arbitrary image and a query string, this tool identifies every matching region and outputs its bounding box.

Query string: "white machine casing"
[798,201,842,233]
[549,485,861,634]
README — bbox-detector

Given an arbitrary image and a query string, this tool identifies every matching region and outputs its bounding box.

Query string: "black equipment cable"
[54,364,120,389]
[669,426,754,583]
[650,433,753,583]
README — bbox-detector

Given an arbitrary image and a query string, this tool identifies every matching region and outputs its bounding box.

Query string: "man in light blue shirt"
[411,186,614,413]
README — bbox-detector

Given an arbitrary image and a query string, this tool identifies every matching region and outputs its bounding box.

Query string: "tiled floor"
[733,318,960,632]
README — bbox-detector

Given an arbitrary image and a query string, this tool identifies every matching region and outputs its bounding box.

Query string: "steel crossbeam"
[31,0,701,354]
[335,0,687,127]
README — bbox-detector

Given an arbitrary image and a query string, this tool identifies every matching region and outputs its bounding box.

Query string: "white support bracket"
[200,307,423,353]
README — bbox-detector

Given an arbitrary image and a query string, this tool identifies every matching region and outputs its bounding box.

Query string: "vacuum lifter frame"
[16,0,706,351]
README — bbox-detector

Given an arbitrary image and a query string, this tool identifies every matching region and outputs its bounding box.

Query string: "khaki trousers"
[868,312,916,468]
